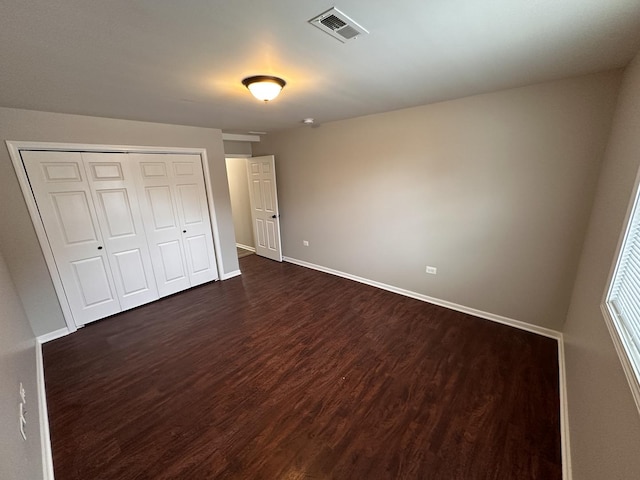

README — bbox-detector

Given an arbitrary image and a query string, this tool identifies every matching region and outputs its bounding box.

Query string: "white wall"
[225,158,254,248]
[0,107,239,336]
[563,52,640,478]
[0,250,44,480]
[255,71,622,330]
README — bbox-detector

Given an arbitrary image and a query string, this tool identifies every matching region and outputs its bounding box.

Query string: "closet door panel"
[71,257,114,306]
[146,186,178,230]
[176,184,202,225]
[21,151,121,325]
[83,153,159,311]
[171,155,218,286]
[158,240,188,281]
[132,156,191,297]
[95,189,136,238]
[112,249,150,295]
[50,191,97,244]
[185,234,212,274]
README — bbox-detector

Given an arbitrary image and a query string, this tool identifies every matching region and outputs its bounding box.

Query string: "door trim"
[6,141,225,332]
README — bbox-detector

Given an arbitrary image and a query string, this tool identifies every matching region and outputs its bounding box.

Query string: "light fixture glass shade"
[242,76,286,102]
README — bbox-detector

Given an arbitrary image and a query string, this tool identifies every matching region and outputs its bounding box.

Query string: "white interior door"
[247,155,282,262]
[22,151,121,326]
[132,153,218,296]
[82,153,159,311]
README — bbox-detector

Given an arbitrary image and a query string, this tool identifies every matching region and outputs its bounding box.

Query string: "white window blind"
[606,185,640,392]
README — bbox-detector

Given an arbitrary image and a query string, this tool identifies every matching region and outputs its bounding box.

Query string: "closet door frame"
[7,141,224,333]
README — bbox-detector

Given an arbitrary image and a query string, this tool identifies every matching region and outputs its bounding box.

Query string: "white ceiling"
[1,0,640,133]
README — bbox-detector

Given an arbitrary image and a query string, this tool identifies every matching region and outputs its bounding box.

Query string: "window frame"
[601,166,640,415]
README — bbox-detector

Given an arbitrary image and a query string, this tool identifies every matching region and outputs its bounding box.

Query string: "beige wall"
[563,54,640,478]
[225,158,254,248]
[0,250,44,480]
[255,71,622,330]
[223,140,253,157]
[0,107,239,336]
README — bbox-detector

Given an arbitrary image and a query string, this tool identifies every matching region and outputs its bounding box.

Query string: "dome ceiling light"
[242,75,286,102]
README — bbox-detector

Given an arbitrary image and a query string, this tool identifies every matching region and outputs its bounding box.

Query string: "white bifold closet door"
[83,153,159,310]
[22,151,158,325]
[21,150,218,327]
[131,153,218,297]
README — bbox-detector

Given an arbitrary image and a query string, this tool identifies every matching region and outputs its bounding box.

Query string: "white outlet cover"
[303,240,309,246]
[426,266,437,274]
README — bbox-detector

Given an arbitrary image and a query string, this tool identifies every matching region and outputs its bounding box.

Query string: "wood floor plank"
[44,255,561,479]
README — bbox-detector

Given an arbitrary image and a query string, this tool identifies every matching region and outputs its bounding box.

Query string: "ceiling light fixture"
[242,75,286,102]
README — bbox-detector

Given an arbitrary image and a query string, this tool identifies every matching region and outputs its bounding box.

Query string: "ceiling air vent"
[309,7,369,43]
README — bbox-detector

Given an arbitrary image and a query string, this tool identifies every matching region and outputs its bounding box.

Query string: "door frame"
[6,140,225,333]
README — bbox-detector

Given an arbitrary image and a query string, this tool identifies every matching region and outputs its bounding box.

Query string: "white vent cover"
[309,7,369,43]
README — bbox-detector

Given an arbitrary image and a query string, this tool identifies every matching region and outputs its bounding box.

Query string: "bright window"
[604,179,640,412]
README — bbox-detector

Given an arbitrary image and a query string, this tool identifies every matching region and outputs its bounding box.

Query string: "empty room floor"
[43,255,561,479]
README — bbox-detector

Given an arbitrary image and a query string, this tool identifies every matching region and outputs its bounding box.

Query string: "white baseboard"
[37,327,69,344]
[221,269,242,280]
[283,257,561,339]
[558,335,573,480]
[236,243,256,252]
[36,341,55,480]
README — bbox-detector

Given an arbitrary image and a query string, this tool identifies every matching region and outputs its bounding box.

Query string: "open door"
[246,155,282,261]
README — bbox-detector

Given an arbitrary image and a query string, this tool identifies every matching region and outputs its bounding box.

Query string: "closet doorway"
[9,141,224,333]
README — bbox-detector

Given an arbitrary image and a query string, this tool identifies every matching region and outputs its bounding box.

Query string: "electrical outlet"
[303,240,309,247]
[426,266,437,275]
[19,382,26,403]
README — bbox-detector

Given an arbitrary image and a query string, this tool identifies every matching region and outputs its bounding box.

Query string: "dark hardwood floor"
[44,255,561,479]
